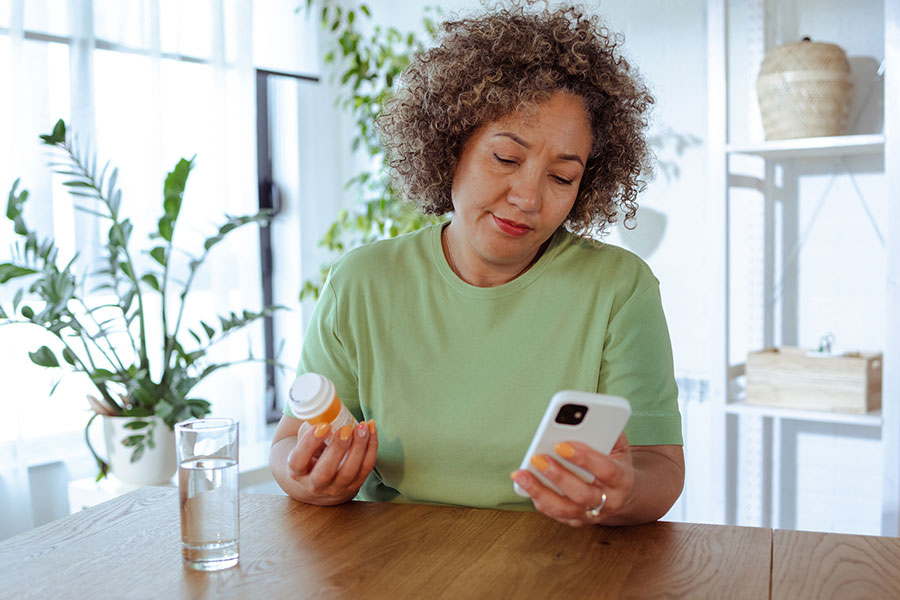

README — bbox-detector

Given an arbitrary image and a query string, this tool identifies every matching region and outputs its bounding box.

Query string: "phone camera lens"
[555,403,588,425]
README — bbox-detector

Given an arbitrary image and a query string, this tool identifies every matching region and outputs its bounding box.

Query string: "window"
[0,0,324,486]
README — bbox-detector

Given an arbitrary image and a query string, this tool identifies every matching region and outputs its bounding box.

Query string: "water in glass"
[179,457,239,570]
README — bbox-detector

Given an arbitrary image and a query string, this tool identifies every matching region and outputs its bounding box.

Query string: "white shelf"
[725,401,883,427]
[726,134,885,159]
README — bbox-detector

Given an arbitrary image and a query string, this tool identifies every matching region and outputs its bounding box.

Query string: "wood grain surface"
[773,529,900,599]
[0,486,773,599]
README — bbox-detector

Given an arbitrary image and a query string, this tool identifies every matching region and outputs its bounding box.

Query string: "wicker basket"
[756,38,853,140]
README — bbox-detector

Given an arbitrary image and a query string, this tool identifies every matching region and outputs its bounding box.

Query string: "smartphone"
[514,390,631,497]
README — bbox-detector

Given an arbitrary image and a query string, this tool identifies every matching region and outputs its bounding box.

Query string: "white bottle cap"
[288,373,337,420]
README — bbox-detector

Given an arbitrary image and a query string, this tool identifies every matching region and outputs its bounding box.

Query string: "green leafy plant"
[1,119,282,479]
[299,0,445,300]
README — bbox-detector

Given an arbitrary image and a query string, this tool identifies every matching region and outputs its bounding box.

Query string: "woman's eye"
[493,154,517,165]
[553,175,574,185]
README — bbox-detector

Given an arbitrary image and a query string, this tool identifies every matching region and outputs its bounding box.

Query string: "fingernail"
[314,423,330,439]
[555,442,575,459]
[339,424,354,442]
[510,471,527,486]
[356,422,368,438]
[368,419,376,434]
[530,455,549,472]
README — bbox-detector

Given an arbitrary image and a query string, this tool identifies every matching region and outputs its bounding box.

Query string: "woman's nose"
[507,172,542,212]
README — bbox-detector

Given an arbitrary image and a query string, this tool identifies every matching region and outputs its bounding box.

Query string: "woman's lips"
[492,214,532,237]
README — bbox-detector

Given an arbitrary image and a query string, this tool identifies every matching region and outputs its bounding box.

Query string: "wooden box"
[745,347,882,414]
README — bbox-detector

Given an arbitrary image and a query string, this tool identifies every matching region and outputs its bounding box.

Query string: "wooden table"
[772,529,900,599]
[0,486,896,599]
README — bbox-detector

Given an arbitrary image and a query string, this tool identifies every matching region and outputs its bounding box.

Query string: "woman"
[271,3,684,527]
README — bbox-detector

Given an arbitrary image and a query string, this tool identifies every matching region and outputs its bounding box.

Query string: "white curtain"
[0,0,323,538]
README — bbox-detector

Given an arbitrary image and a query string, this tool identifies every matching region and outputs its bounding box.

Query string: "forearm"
[269,437,356,505]
[600,446,685,526]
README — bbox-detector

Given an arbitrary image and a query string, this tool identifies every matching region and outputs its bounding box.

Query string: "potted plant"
[0,120,282,483]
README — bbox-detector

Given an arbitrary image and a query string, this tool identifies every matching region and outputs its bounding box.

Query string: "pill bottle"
[288,373,357,440]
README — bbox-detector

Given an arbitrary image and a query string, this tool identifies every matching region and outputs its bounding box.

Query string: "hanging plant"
[299,0,446,300]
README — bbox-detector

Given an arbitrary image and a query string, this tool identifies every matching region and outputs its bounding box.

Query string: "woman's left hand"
[510,431,635,527]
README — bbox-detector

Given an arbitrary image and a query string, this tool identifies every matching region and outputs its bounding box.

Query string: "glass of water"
[175,418,239,571]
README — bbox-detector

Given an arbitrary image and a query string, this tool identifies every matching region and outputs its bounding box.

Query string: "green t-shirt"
[287,224,682,509]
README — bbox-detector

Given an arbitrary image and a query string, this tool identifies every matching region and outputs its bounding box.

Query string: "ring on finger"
[585,492,607,519]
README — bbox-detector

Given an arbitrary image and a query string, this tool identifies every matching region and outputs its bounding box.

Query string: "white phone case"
[514,390,631,497]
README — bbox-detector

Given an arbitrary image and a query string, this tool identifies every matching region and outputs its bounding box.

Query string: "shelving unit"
[726,133,884,158]
[724,401,883,427]
[707,0,899,535]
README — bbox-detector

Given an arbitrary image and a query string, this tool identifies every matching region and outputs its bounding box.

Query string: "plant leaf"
[0,264,39,284]
[62,347,78,366]
[7,179,26,221]
[149,246,167,267]
[63,180,94,188]
[141,273,160,292]
[39,119,66,145]
[129,445,145,463]
[106,168,118,201]
[28,346,59,367]
[158,217,173,242]
[119,261,135,280]
[155,399,174,421]
[110,189,122,215]
[156,157,194,247]
[203,234,222,251]
[120,288,136,313]
[121,434,143,447]
[73,204,107,217]
[89,369,115,383]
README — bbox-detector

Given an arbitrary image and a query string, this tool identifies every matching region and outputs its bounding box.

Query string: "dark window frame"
[256,68,319,424]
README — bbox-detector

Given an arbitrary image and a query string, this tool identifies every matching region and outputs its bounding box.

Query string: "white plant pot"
[102,415,176,485]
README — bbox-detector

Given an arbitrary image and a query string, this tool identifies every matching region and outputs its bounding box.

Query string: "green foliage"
[299,0,445,300]
[29,345,60,367]
[1,119,285,478]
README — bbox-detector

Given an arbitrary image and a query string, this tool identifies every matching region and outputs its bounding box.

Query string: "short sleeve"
[598,282,683,446]
[284,272,362,421]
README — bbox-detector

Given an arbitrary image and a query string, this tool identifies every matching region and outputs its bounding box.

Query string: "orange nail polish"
[314,423,330,439]
[530,455,549,472]
[339,424,354,442]
[368,419,376,434]
[555,442,575,459]
[511,471,528,487]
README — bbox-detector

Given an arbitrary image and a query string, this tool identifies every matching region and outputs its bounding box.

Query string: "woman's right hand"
[271,416,378,505]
